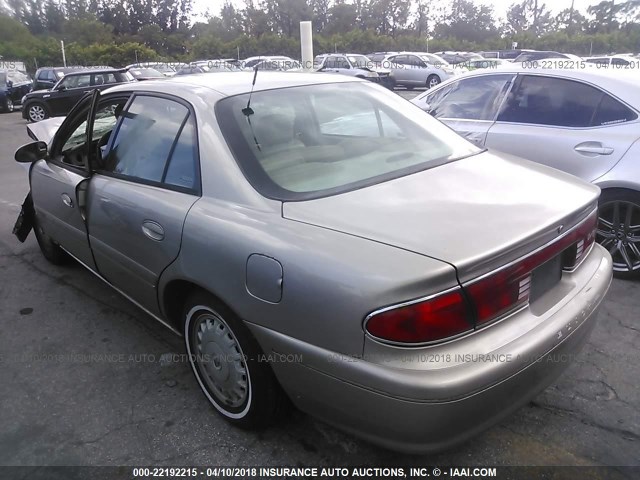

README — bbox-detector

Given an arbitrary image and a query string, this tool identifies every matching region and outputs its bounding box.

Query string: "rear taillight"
[364,289,472,344]
[562,210,598,270]
[365,209,598,344]
[467,209,597,326]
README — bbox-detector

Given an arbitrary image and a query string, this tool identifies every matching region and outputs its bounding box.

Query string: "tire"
[33,211,70,265]
[27,102,49,123]
[385,77,396,90]
[183,291,286,429]
[427,74,441,89]
[2,98,14,113]
[597,189,640,279]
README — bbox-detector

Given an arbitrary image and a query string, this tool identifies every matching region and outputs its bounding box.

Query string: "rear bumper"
[248,245,612,453]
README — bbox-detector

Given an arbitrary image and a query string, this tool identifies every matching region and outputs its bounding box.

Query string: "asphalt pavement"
[0,108,638,473]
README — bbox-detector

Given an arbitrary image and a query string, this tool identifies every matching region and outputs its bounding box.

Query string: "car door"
[86,94,201,314]
[333,56,353,75]
[46,74,92,116]
[486,74,639,182]
[405,55,427,85]
[415,73,515,146]
[29,92,128,269]
[387,55,409,84]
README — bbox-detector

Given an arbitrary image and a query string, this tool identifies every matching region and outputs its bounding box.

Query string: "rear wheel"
[427,74,441,89]
[597,189,640,278]
[183,291,287,429]
[27,103,48,123]
[33,211,70,265]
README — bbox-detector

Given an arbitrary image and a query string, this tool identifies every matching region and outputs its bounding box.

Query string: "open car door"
[25,91,100,269]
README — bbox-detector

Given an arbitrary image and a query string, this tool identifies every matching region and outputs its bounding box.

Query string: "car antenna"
[242,66,259,117]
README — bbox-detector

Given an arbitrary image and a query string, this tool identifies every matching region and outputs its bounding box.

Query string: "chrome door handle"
[574,143,614,156]
[61,193,73,208]
[141,220,165,241]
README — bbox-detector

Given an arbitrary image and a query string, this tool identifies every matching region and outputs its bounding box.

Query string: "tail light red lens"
[467,209,597,326]
[563,210,598,270]
[365,289,472,344]
[366,209,598,344]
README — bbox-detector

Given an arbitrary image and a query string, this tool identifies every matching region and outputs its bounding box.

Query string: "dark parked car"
[22,69,134,122]
[1,70,33,113]
[126,66,166,81]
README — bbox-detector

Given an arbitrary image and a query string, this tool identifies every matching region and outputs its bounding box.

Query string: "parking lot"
[0,106,638,472]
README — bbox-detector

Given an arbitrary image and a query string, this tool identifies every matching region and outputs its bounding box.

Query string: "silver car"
[411,65,640,277]
[381,52,459,89]
[13,73,612,453]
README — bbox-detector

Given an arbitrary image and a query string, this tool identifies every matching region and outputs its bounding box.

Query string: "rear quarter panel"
[160,197,459,356]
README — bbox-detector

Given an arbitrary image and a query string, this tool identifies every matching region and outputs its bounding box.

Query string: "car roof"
[105,71,360,98]
[61,68,127,77]
[452,64,640,107]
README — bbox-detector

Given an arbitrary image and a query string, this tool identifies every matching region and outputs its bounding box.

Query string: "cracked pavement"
[0,109,638,471]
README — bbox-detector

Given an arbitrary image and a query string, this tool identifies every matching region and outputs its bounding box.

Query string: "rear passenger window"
[104,96,198,191]
[592,94,638,126]
[164,116,198,189]
[498,75,637,127]
[497,76,601,127]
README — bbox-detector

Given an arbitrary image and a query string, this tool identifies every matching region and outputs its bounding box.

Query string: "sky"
[191,0,602,24]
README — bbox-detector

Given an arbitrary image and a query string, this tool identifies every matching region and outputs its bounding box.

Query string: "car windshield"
[217,82,480,200]
[152,64,174,73]
[129,68,164,78]
[420,54,450,66]
[2,70,26,83]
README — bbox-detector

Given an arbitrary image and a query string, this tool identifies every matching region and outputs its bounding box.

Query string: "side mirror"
[56,85,66,91]
[6,80,13,88]
[15,141,48,163]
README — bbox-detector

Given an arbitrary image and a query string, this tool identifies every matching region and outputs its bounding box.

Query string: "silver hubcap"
[29,105,45,121]
[429,77,439,88]
[193,313,248,408]
[597,201,640,272]
[7,99,13,112]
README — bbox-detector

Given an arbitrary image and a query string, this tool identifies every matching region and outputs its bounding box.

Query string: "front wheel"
[597,189,640,278]
[427,74,441,89]
[2,98,14,113]
[183,291,286,429]
[33,211,70,265]
[384,77,396,90]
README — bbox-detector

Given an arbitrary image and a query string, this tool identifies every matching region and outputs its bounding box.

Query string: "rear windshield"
[129,68,164,78]
[216,82,480,201]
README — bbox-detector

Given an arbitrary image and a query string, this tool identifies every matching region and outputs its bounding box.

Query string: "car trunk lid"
[282,151,600,283]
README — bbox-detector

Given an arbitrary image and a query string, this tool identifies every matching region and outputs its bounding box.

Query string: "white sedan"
[412,64,640,277]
